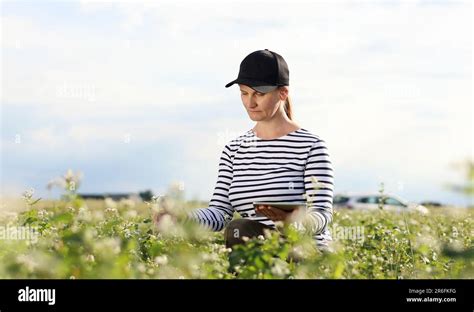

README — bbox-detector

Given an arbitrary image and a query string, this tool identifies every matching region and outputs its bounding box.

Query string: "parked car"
[419,201,443,207]
[333,193,429,214]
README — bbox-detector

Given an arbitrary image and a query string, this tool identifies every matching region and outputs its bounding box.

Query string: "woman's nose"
[249,99,258,108]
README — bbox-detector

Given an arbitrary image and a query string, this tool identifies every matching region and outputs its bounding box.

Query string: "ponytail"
[284,96,293,120]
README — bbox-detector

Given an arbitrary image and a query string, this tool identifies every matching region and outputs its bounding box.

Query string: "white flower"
[123,228,132,239]
[291,245,305,258]
[64,169,83,184]
[16,254,38,271]
[274,221,284,228]
[154,255,168,266]
[202,253,219,262]
[263,229,273,239]
[94,238,121,256]
[125,210,137,219]
[218,246,232,253]
[119,198,136,209]
[47,169,82,192]
[271,259,290,277]
[104,198,117,209]
[155,214,177,235]
[22,188,35,199]
[105,207,118,214]
[37,209,48,218]
[78,207,92,222]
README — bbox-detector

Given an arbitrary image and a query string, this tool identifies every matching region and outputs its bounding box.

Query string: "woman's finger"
[268,206,289,221]
[265,206,278,220]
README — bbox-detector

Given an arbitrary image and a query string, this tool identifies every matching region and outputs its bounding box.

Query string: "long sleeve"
[188,144,235,231]
[301,139,334,235]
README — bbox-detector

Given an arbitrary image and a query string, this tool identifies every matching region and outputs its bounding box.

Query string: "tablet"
[253,201,306,212]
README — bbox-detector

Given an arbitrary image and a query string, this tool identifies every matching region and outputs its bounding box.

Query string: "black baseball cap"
[225,49,289,93]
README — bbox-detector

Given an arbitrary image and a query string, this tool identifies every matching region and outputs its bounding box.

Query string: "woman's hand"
[254,205,296,223]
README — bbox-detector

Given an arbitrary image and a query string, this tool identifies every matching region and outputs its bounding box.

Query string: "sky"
[1,0,472,207]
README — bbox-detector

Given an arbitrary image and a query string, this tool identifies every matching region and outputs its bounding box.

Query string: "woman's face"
[238,84,287,121]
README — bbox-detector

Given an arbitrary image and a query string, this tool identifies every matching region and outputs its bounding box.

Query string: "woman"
[159,49,334,250]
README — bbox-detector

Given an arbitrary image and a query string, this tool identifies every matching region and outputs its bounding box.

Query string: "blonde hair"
[284,96,293,120]
[279,86,292,120]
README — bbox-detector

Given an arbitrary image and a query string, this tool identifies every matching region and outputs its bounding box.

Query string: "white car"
[333,193,429,214]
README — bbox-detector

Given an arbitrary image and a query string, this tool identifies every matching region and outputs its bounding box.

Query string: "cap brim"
[225,78,278,93]
[225,79,237,88]
[251,85,278,93]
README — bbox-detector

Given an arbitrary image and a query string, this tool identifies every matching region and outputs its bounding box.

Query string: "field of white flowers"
[0,172,472,279]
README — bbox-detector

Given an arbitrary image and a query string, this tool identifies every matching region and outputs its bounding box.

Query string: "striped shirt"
[189,128,334,247]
